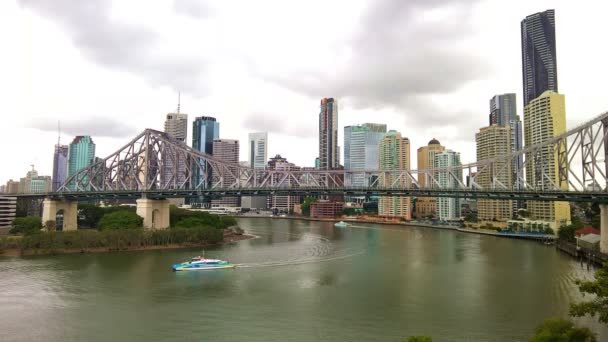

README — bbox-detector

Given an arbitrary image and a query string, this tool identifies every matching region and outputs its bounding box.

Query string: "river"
[0,218,606,341]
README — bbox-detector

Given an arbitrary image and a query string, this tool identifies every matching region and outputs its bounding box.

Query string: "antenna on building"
[177,92,181,114]
[57,120,61,146]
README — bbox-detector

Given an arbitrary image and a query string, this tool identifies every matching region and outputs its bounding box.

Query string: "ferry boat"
[172,256,235,271]
[334,221,348,228]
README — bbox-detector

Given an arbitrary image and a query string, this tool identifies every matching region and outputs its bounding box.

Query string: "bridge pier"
[42,199,78,231]
[136,199,170,229]
[601,204,608,254]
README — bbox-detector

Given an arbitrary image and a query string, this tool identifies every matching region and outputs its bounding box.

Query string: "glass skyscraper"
[192,116,219,188]
[67,136,96,190]
[521,9,558,106]
[52,144,69,191]
[248,132,268,169]
[343,123,387,186]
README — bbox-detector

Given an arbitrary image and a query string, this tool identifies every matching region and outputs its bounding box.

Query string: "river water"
[0,218,606,341]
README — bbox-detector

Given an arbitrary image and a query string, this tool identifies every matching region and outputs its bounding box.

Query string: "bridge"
[14,110,608,251]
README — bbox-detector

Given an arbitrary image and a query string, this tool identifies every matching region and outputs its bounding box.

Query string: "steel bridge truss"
[58,111,608,196]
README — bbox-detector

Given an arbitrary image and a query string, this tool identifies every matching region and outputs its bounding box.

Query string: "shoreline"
[238,215,555,242]
[0,232,257,257]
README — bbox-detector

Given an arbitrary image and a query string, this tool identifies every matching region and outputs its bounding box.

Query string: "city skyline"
[2,1,608,183]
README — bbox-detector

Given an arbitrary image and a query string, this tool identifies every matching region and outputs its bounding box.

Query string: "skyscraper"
[248,132,268,169]
[521,9,558,106]
[524,90,570,227]
[266,154,301,213]
[67,136,95,190]
[211,139,240,208]
[435,150,462,220]
[164,113,188,143]
[191,116,219,189]
[489,93,517,126]
[343,123,387,186]
[415,139,445,218]
[52,144,69,191]
[476,125,512,221]
[163,108,188,191]
[377,131,411,219]
[319,98,339,170]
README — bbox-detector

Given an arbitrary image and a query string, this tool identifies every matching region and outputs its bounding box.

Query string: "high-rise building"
[343,123,387,186]
[67,136,95,190]
[191,116,220,189]
[164,113,188,143]
[489,93,517,126]
[319,98,339,170]
[248,132,268,169]
[5,180,19,194]
[415,139,445,218]
[18,166,51,194]
[377,131,411,219]
[524,90,570,227]
[52,144,69,191]
[266,154,301,213]
[211,139,240,208]
[435,150,462,220]
[162,110,189,191]
[521,9,558,107]
[476,125,512,221]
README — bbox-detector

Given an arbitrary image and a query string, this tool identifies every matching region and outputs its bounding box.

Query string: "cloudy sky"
[1,0,607,184]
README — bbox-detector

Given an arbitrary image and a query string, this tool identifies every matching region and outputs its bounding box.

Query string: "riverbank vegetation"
[1,205,241,256]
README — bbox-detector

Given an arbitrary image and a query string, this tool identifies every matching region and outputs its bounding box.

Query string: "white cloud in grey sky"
[1,0,608,183]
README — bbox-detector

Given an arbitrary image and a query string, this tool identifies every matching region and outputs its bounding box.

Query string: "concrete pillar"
[42,199,78,231]
[600,204,608,254]
[136,198,170,229]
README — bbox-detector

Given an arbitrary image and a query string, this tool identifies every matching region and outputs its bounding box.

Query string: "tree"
[404,337,432,342]
[558,225,577,242]
[464,213,478,223]
[45,220,57,232]
[570,263,608,324]
[518,209,531,219]
[98,211,143,230]
[10,216,42,235]
[301,197,318,216]
[175,217,213,229]
[529,318,596,342]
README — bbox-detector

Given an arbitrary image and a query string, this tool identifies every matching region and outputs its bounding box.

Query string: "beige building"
[378,131,411,219]
[475,125,512,221]
[524,90,570,228]
[415,139,445,218]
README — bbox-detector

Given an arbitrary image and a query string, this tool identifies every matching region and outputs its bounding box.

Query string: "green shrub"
[529,318,595,342]
[169,206,228,229]
[98,211,143,230]
[10,216,42,235]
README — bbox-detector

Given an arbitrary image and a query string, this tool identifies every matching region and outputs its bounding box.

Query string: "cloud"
[27,117,138,138]
[173,0,212,18]
[18,0,208,95]
[242,112,316,139]
[258,0,490,127]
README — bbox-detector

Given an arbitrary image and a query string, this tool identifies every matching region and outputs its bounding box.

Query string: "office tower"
[489,93,517,126]
[319,98,339,169]
[521,9,558,106]
[0,196,17,231]
[162,107,189,191]
[191,116,220,189]
[344,123,387,187]
[5,180,19,194]
[476,125,512,221]
[435,150,462,220]
[266,154,301,213]
[211,139,240,208]
[524,90,570,227]
[18,166,51,194]
[52,144,69,191]
[489,93,524,211]
[67,136,95,191]
[377,131,411,219]
[415,139,445,218]
[248,132,268,169]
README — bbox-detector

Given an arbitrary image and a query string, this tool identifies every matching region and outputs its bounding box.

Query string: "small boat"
[334,221,348,228]
[172,256,235,271]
